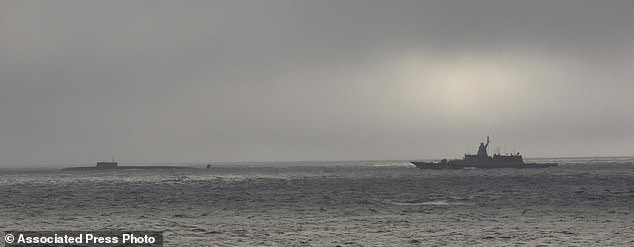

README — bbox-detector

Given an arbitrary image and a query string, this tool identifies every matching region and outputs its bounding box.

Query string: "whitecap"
[384,199,473,206]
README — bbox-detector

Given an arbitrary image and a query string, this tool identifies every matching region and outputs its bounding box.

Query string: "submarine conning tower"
[96,162,118,168]
[96,156,118,168]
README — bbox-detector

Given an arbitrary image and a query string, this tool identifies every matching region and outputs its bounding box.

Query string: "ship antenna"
[113,155,115,163]
[485,135,490,149]
[486,135,491,154]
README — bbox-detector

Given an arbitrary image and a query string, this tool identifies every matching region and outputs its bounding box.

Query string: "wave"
[383,199,474,206]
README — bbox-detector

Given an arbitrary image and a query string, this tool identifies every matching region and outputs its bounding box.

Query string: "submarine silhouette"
[61,158,194,171]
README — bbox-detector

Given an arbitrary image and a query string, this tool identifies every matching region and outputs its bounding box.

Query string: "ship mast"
[485,135,490,149]
[485,135,491,155]
[476,136,491,157]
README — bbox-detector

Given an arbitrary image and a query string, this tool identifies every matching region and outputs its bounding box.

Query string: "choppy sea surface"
[1,157,633,246]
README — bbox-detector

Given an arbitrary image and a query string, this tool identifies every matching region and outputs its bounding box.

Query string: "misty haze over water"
[1,1,634,166]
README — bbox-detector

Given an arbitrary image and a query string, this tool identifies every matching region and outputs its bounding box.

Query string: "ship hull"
[412,136,557,169]
[410,162,452,170]
[411,161,557,169]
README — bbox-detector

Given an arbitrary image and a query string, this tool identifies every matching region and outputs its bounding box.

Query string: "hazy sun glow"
[427,61,519,113]
[390,52,559,120]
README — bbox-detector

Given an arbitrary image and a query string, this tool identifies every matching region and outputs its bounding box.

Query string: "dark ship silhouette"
[61,157,193,171]
[411,136,557,169]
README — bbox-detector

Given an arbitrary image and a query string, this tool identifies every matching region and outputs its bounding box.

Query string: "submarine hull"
[61,165,193,171]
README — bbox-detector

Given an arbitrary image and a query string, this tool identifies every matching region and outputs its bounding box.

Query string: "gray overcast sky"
[1,0,633,166]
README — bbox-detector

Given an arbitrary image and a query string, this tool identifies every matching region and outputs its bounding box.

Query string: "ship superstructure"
[411,136,557,169]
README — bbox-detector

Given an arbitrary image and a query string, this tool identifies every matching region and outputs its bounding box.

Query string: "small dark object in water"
[207,164,211,169]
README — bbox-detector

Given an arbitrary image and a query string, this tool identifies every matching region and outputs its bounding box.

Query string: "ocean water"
[1,157,633,246]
